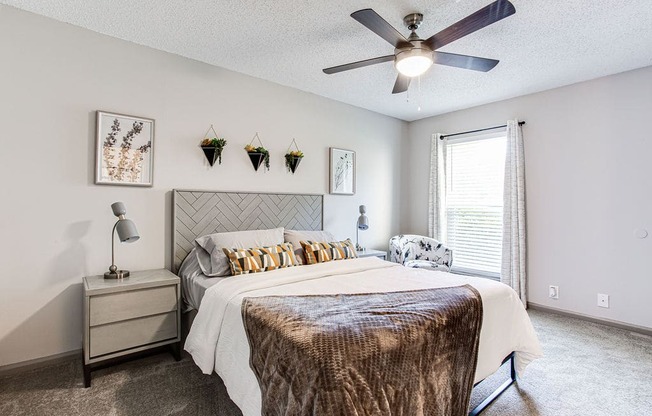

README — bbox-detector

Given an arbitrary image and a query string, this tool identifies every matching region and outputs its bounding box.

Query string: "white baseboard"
[0,349,80,376]
[528,302,652,337]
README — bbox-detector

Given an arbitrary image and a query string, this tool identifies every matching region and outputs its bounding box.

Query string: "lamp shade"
[357,205,369,230]
[357,215,369,230]
[111,201,127,217]
[116,219,139,243]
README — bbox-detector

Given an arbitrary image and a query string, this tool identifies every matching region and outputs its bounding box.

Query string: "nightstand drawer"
[90,285,177,326]
[89,311,177,358]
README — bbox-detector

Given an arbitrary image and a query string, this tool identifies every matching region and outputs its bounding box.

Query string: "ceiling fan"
[323,0,516,94]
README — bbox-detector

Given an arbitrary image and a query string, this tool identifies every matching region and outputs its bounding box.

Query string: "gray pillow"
[284,229,335,265]
[194,228,284,277]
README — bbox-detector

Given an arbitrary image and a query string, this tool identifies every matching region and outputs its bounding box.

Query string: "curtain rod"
[440,121,526,140]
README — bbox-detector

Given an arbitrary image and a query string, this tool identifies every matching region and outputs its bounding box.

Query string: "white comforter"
[185,257,542,416]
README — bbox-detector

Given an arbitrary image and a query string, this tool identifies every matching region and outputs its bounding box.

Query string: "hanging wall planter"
[244,132,270,171]
[201,146,220,166]
[286,155,302,173]
[284,138,304,174]
[199,125,227,166]
[247,152,267,171]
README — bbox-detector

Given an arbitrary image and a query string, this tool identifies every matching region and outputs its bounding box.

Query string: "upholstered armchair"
[389,234,453,272]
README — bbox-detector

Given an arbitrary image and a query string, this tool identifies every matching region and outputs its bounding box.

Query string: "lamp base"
[104,270,130,279]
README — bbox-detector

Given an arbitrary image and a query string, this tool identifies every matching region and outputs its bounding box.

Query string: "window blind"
[444,134,506,278]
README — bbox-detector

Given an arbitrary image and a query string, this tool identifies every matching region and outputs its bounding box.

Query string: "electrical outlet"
[549,285,559,299]
[598,294,609,308]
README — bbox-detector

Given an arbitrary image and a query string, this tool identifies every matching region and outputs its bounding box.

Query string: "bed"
[172,190,542,416]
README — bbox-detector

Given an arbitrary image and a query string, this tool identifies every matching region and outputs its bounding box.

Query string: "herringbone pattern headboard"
[172,190,323,272]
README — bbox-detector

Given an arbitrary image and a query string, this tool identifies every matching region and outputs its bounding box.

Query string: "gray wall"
[0,6,406,366]
[2,3,650,368]
[403,66,652,329]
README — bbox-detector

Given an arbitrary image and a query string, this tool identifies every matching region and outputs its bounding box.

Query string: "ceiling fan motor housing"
[403,13,424,31]
[396,13,433,77]
[394,40,432,59]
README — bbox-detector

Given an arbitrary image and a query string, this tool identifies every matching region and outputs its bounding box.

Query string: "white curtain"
[428,133,447,241]
[501,120,527,306]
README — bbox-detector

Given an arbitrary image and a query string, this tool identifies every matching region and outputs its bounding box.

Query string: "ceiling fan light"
[395,50,433,77]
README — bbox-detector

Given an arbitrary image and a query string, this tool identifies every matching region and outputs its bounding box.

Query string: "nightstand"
[82,269,181,387]
[356,249,387,260]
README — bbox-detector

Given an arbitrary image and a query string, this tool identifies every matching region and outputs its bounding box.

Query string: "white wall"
[0,6,407,366]
[403,66,652,329]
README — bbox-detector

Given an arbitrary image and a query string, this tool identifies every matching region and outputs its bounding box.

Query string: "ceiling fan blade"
[351,9,410,48]
[392,74,411,94]
[323,55,395,75]
[434,51,499,72]
[424,0,516,50]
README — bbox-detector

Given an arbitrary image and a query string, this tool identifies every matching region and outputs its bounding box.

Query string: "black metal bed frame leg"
[469,352,516,416]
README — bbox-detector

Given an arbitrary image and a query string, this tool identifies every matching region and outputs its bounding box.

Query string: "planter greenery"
[200,137,227,166]
[285,150,304,174]
[284,138,304,174]
[245,144,270,171]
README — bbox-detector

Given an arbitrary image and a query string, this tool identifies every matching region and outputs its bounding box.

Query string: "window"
[443,132,506,279]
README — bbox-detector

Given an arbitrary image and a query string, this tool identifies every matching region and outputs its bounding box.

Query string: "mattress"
[185,257,543,416]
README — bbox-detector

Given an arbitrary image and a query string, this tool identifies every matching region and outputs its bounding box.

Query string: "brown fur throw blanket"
[242,285,483,416]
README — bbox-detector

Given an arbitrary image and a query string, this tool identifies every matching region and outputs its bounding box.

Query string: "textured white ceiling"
[3,0,652,121]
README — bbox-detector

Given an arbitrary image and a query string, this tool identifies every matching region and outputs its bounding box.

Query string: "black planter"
[201,146,222,166]
[286,156,303,174]
[248,152,266,171]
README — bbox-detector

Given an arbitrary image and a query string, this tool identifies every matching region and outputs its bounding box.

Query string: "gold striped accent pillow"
[299,239,358,265]
[222,243,298,276]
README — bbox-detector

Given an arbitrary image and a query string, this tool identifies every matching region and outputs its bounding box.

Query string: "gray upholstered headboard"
[172,189,323,272]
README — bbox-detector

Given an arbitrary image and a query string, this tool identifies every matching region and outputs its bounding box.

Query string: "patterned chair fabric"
[389,235,453,272]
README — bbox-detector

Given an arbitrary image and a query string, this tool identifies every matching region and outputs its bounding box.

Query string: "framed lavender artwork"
[329,147,355,195]
[95,111,154,187]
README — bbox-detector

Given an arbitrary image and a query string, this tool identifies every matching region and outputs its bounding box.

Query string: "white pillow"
[284,229,335,265]
[194,228,284,277]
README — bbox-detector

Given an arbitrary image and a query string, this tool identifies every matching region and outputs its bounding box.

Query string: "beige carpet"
[1,310,650,416]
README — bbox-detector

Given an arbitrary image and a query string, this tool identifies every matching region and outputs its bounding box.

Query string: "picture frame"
[95,110,155,187]
[329,147,355,195]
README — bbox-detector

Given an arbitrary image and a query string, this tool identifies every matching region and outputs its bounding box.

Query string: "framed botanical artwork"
[95,111,155,186]
[329,147,355,195]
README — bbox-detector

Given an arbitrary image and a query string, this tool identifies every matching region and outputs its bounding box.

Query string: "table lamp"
[105,202,139,279]
[356,205,369,251]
